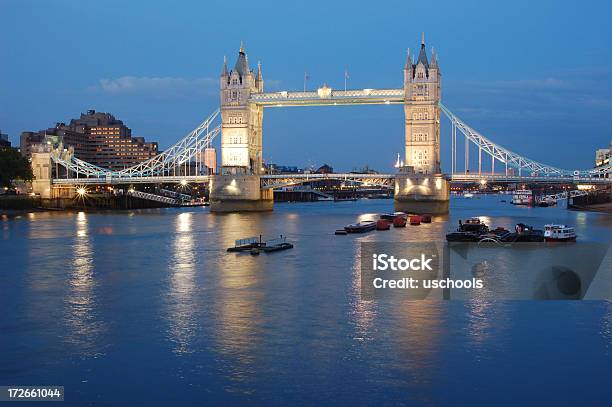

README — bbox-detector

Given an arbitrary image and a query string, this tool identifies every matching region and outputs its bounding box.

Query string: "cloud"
[88,76,218,98]
[446,67,612,116]
[88,76,283,97]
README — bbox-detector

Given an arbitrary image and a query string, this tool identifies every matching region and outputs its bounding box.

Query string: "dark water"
[1,196,611,406]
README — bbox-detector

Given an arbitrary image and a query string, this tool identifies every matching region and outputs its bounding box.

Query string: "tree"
[0,148,33,188]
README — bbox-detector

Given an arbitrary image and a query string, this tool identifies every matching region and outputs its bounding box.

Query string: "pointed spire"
[257,60,263,80]
[404,48,411,69]
[234,42,249,77]
[221,55,228,76]
[416,34,429,68]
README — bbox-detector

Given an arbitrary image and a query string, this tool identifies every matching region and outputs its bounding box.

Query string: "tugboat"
[445,218,490,242]
[512,223,544,242]
[344,220,376,233]
[376,219,391,230]
[544,224,577,242]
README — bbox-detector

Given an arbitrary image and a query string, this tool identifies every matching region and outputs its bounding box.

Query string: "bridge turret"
[219,43,264,175]
[403,34,441,175]
[212,44,272,212]
[396,35,449,214]
[255,61,264,92]
[403,48,413,85]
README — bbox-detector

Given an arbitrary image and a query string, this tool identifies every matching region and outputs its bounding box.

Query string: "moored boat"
[227,236,263,252]
[393,216,407,227]
[376,219,391,230]
[544,224,576,242]
[458,217,489,234]
[446,218,489,242]
[345,220,376,233]
[409,215,421,225]
[420,214,432,223]
[511,189,533,206]
[380,212,407,221]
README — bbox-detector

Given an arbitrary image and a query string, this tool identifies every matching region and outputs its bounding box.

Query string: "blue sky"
[1,0,611,172]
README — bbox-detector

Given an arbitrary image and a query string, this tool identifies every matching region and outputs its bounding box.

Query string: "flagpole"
[304,72,307,92]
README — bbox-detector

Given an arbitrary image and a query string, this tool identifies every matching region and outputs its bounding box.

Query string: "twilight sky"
[1,0,611,172]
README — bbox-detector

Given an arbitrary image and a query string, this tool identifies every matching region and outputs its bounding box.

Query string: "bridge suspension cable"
[50,109,221,180]
[440,102,571,177]
[440,102,612,179]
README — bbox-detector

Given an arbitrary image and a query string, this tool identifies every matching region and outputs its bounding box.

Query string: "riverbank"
[570,202,612,213]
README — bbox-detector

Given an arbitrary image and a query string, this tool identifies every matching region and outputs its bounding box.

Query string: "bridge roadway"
[249,88,405,107]
[50,172,611,187]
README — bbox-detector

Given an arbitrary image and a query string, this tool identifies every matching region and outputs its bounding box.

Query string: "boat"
[513,223,544,242]
[446,231,482,242]
[409,215,421,225]
[537,198,557,207]
[259,236,294,252]
[511,189,533,206]
[227,236,263,252]
[335,229,348,235]
[463,193,474,199]
[458,217,489,234]
[478,224,545,244]
[446,218,490,242]
[393,216,407,227]
[229,235,294,253]
[344,220,376,233]
[376,219,391,230]
[380,212,407,221]
[420,214,432,223]
[544,224,576,242]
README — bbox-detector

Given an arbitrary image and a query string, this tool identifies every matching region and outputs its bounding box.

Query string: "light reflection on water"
[64,211,105,358]
[0,197,611,404]
[165,212,198,355]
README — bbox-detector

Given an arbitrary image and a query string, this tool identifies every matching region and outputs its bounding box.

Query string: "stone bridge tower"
[219,43,264,175]
[210,44,272,212]
[394,34,449,214]
[403,33,441,175]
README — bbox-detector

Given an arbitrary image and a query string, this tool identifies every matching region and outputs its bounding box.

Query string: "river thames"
[1,196,611,405]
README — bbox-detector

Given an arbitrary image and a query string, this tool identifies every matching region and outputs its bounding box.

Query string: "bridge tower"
[210,44,273,212]
[394,34,450,214]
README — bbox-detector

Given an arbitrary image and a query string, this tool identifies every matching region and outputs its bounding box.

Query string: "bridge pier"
[393,169,450,214]
[209,174,273,212]
[31,151,53,199]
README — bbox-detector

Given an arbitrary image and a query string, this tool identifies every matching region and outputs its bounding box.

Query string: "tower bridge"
[32,36,611,212]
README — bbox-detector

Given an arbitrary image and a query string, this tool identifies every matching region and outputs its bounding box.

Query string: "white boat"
[544,224,576,242]
[463,193,474,199]
[511,189,533,206]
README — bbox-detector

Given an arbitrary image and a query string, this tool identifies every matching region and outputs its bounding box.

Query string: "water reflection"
[166,212,198,354]
[213,213,265,391]
[603,301,612,354]
[64,211,104,357]
[350,242,377,342]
